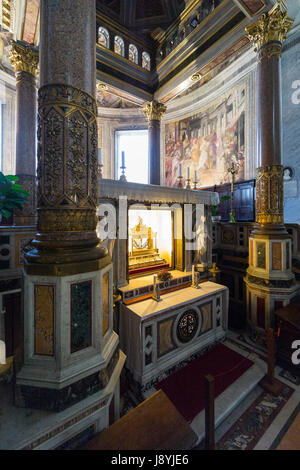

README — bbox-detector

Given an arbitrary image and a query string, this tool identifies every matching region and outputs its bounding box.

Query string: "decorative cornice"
[10,41,39,76]
[245,1,293,56]
[142,100,166,121]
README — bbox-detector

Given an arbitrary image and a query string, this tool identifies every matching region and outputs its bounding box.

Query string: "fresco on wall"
[164,85,246,188]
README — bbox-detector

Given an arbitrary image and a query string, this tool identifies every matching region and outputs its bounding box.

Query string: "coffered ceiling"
[96,0,187,38]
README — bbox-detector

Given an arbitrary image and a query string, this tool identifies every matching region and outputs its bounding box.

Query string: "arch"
[129,44,138,64]
[98,27,109,48]
[142,52,151,71]
[114,36,124,56]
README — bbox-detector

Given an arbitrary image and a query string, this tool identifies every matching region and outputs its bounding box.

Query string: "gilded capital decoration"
[256,165,284,225]
[245,0,293,59]
[10,41,39,76]
[142,100,166,121]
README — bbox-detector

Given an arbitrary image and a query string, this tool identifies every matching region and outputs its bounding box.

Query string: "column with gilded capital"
[245,1,299,330]
[143,100,166,185]
[15,0,124,415]
[10,41,38,226]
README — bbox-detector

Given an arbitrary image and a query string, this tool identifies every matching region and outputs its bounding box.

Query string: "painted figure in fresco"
[164,87,246,187]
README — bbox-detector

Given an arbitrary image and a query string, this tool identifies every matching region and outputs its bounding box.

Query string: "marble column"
[10,41,39,226]
[15,0,123,413]
[245,2,299,330]
[143,100,166,185]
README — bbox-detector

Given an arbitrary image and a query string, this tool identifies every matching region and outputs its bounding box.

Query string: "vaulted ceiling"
[96,0,187,38]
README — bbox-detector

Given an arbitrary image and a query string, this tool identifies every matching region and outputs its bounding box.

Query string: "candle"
[121,151,125,168]
[187,167,190,180]
[0,340,6,365]
[179,163,182,177]
[194,170,197,182]
[98,148,102,165]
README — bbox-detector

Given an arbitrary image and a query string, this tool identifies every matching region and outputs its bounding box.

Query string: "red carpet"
[155,343,253,423]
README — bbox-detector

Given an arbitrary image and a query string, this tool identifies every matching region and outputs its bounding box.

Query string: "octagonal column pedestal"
[143,100,166,185]
[15,0,125,422]
[244,2,299,331]
[10,42,39,226]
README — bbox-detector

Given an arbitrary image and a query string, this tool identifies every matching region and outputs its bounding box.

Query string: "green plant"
[0,172,30,219]
[212,195,231,217]
[157,269,173,282]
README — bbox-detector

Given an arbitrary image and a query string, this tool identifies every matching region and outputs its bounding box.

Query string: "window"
[115,129,148,184]
[129,44,138,64]
[114,36,124,56]
[142,52,151,71]
[98,27,110,49]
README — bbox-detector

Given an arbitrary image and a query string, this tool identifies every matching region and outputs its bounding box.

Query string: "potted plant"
[211,195,231,223]
[0,172,30,224]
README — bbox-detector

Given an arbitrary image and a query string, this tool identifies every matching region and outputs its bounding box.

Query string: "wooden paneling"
[202,179,255,222]
[82,390,197,450]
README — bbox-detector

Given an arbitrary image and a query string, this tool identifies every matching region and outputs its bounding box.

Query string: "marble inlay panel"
[286,242,290,270]
[200,301,212,333]
[34,285,54,356]
[158,318,175,357]
[249,239,253,266]
[272,242,282,271]
[256,242,266,269]
[102,272,109,336]
[71,281,92,353]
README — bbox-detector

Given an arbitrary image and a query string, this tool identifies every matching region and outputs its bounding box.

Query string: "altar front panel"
[120,282,229,386]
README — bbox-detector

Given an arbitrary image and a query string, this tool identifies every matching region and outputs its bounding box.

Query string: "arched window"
[98,27,109,48]
[114,36,124,56]
[142,52,151,71]
[129,44,138,64]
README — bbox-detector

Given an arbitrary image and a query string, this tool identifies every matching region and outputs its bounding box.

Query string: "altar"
[120,281,229,387]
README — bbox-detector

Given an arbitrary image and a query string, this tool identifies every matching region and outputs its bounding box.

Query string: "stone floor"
[192,330,300,450]
[123,329,300,451]
[0,329,299,450]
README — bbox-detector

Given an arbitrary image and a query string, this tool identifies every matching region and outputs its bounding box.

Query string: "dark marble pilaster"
[10,42,38,226]
[245,2,297,331]
[246,2,293,232]
[143,101,166,186]
[25,0,107,276]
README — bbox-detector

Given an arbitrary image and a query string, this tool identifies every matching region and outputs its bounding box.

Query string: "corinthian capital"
[10,41,39,76]
[143,100,166,121]
[246,0,293,54]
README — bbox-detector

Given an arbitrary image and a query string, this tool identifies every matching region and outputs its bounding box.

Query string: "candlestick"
[179,163,182,177]
[120,151,127,182]
[191,265,200,289]
[152,275,161,302]
[193,170,198,190]
[227,161,238,223]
